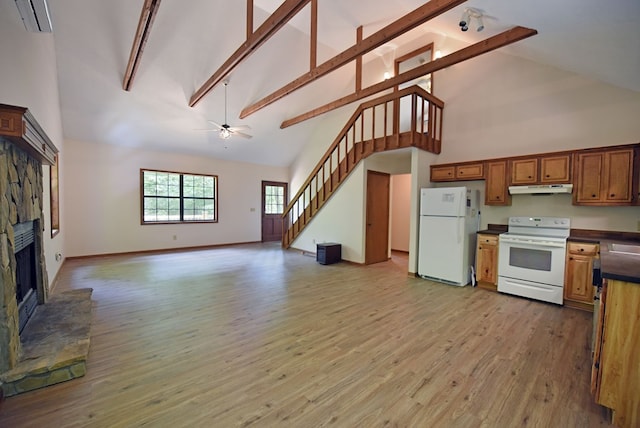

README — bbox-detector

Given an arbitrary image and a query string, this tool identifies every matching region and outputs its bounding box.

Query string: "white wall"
[431,50,640,233]
[290,162,367,262]
[0,3,65,286]
[390,174,411,252]
[431,180,640,233]
[434,50,640,163]
[290,150,413,263]
[64,139,288,257]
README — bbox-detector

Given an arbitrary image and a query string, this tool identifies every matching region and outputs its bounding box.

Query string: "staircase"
[282,85,444,248]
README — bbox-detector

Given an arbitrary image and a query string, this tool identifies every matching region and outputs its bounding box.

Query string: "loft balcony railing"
[282,85,444,248]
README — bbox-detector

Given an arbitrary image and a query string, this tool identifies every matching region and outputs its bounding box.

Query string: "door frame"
[261,180,288,242]
[365,170,390,264]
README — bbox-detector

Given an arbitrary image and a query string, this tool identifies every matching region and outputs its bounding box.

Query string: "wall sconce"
[459,8,485,32]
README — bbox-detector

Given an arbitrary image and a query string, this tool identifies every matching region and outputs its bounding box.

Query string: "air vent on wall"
[14,0,53,33]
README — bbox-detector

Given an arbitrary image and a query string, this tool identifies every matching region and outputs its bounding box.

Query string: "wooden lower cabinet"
[476,234,499,291]
[592,279,640,428]
[563,242,599,311]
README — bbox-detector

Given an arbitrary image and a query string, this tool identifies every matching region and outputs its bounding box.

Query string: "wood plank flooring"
[0,243,611,427]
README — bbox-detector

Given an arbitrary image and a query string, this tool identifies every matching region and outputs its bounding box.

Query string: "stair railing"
[282,85,444,248]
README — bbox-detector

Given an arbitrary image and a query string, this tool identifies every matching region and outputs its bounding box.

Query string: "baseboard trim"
[66,241,263,260]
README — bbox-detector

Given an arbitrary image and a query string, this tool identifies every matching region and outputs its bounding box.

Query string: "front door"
[262,181,288,242]
[365,171,390,264]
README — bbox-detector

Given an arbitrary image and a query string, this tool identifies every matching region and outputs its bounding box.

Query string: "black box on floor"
[316,243,341,265]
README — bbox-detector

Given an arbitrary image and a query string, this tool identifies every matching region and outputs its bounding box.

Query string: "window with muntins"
[264,185,285,214]
[141,169,217,223]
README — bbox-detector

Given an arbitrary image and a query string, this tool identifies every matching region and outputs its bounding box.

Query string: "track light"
[458,10,470,29]
[459,8,485,33]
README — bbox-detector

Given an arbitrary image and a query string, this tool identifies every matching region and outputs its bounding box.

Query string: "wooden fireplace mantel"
[0,104,58,165]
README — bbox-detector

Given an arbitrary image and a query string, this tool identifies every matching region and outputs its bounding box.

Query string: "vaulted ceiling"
[12,0,640,167]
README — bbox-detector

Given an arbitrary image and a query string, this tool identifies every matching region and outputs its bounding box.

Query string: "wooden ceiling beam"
[189,0,311,107]
[247,0,253,40]
[280,26,538,128]
[122,0,162,91]
[309,0,318,70]
[240,0,467,119]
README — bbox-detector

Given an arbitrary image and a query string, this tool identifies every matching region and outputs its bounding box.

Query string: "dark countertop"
[568,229,640,284]
[477,229,503,235]
[599,240,640,284]
[477,224,507,235]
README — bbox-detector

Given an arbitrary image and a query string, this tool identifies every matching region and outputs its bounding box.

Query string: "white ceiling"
[17,0,640,167]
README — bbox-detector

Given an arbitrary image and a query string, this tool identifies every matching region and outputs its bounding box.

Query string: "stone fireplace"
[1,104,92,397]
[0,109,52,374]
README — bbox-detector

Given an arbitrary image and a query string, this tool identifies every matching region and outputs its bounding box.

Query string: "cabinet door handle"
[610,194,615,197]
[592,194,597,197]
[579,248,584,252]
[545,174,550,178]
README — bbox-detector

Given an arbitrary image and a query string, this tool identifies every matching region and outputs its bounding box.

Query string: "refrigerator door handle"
[457,217,463,244]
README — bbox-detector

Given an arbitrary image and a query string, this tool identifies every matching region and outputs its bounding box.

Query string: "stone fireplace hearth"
[1,104,92,396]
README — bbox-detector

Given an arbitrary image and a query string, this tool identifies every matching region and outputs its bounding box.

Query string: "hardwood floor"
[0,243,611,427]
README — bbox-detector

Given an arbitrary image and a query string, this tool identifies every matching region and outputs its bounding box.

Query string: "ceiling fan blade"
[231,130,253,139]
[207,120,224,129]
[229,124,251,131]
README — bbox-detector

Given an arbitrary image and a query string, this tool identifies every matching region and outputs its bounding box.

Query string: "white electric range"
[497,216,570,305]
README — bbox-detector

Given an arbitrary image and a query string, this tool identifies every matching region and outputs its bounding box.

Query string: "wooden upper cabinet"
[574,148,635,205]
[540,155,571,183]
[510,154,571,185]
[430,165,455,181]
[603,150,634,203]
[485,161,510,205]
[455,163,484,180]
[431,163,483,182]
[510,158,538,185]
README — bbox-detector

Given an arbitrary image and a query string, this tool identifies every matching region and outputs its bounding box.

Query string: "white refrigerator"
[418,186,479,286]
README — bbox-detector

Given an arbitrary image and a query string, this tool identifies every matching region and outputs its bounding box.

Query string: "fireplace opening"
[14,221,39,333]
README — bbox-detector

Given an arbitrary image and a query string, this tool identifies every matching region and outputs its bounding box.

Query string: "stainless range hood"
[508,184,573,195]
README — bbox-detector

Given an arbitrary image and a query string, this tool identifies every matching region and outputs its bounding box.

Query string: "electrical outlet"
[173,235,177,241]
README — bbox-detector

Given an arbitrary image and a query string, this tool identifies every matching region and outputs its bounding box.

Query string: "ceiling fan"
[205,82,252,140]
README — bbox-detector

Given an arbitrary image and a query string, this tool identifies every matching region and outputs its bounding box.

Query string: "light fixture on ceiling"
[219,126,231,140]
[434,50,442,59]
[14,0,53,33]
[199,82,252,140]
[459,7,485,32]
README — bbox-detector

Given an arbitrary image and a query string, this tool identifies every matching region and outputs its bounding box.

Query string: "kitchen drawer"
[567,242,599,256]
[477,235,498,246]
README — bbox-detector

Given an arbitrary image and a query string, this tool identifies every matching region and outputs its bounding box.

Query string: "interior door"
[261,181,288,242]
[365,171,390,264]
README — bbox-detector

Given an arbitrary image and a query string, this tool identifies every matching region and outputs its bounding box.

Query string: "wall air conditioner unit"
[15,0,53,33]
[508,184,573,195]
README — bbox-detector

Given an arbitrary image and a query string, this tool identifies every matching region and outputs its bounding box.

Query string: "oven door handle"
[499,237,566,248]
